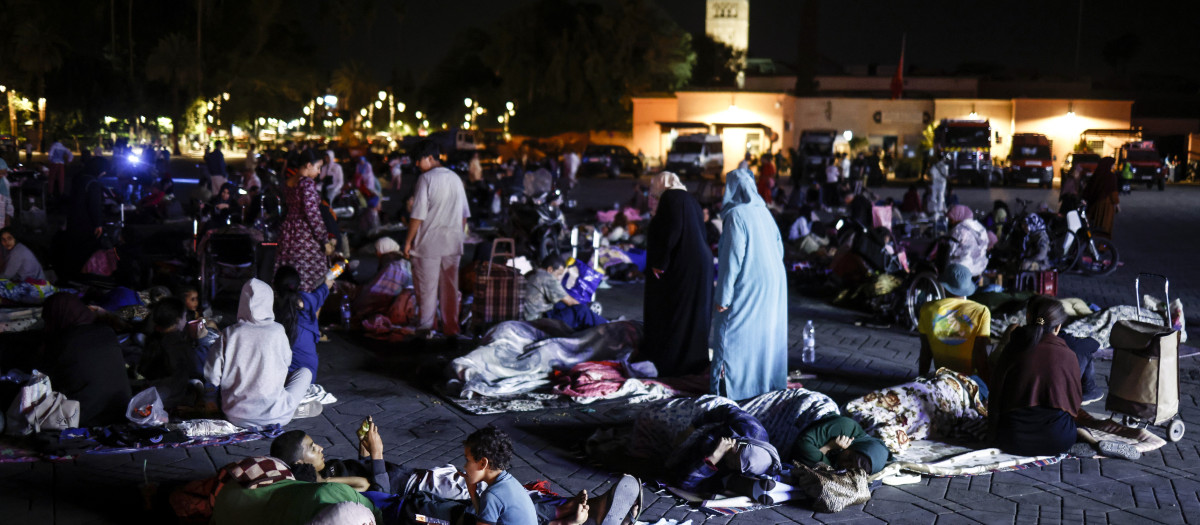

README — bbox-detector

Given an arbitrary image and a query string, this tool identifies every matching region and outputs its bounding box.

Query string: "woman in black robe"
[643,172,714,376]
[38,293,132,427]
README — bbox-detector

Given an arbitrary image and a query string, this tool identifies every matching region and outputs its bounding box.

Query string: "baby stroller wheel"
[1168,419,1185,442]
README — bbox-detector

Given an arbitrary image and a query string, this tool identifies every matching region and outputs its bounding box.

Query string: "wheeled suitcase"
[471,238,524,329]
[1106,273,1186,442]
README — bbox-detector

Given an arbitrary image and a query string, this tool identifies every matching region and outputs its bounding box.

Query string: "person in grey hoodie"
[204,278,314,428]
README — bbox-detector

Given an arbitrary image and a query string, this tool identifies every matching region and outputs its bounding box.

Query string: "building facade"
[631,91,1132,177]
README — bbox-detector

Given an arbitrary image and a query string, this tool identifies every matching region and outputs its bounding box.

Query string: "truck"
[1117,140,1166,191]
[1004,133,1055,188]
[933,119,997,187]
[797,129,837,184]
[665,133,724,179]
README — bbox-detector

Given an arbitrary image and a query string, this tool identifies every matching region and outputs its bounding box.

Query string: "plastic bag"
[126,386,169,427]
[562,258,604,304]
[4,370,80,435]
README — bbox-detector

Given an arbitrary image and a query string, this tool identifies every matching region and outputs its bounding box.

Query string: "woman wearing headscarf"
[319,150,344,203]
[37,293,132,427]
[711,168,788,400]
[946,205,989,277]
[276,150,329,292]
[1,227,46,281]
[1081,157,1119,239]
[642,172,713,377]
[988,296,1083,456]
[352,237,414,322]
[1016,213,1050,271]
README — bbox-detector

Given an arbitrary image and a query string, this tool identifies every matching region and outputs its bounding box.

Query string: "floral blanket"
[844,368,988,453]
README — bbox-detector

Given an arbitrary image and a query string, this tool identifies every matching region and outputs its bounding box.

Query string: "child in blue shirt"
[273,265,331,381]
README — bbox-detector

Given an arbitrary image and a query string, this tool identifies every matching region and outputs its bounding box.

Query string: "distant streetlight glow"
[207,101,214,111]
[258,117,266,125]
[414,111,423,119]
[324,95,338,107]
[302,106,311,115]
[335,117,344,126]
[843,130,853,141]
[378,90,387,101]
[374,100,382,109]
[464,98,473,107]
[397,102,406,112]
[360,108,368,117]
[475,107,484,115]
[505,101,514,111]
[222,92,230,101]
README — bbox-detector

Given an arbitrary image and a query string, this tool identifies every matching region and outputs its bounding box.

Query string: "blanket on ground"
[551,361,679,404]
[447,320,648,399]
[844,368,988,453]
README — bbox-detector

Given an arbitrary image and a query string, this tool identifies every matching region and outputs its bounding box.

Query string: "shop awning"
[656,121,711,133]
[713,123,776,140]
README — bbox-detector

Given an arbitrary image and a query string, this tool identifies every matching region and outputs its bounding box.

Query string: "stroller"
[1106,273,1186,442]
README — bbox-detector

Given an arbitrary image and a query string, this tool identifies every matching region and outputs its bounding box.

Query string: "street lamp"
[378,90,387,101]
[505,101,514,111]
[464,98,473,108]
[222,92,230,101]
[397,102,405,112]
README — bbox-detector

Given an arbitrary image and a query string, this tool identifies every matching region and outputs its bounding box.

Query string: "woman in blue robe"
[711,168,788,400]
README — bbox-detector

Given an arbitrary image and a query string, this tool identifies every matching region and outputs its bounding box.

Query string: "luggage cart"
[1105,273,1186,442]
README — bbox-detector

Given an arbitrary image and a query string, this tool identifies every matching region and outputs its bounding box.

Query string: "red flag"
[890,34,906,100]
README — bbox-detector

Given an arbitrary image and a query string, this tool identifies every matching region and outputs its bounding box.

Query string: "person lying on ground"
[273,420,637,525]
[523,254,606,331]
[792,415,891,475]
[844,368,990,454]
[203,278,319,428]
[629,395,781,494]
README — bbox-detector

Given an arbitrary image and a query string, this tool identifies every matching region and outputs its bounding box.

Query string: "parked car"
[1061,152,1100,180]
[580,145,642,178]
[665,133,724,179]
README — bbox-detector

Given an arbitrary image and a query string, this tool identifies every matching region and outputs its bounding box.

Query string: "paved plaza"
[1,176,1198,524]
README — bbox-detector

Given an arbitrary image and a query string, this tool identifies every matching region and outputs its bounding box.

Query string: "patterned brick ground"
[0,180,1196,524]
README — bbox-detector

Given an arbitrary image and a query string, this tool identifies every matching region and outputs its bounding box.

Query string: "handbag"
[4,370,81,435]
[789,463,871,513]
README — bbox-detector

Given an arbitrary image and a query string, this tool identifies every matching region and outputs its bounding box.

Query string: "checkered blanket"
[221,456,295,489]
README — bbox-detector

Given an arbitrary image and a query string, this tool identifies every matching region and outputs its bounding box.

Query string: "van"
[666,134,724,179]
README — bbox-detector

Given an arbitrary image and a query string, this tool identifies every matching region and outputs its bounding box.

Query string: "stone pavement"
[1,180,1198,524]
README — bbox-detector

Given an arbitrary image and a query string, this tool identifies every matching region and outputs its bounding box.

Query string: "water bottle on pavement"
[340,296,352,330]
[802,320,816,364]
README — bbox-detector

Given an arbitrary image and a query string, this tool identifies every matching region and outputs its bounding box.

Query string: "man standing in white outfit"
[405,140,469,337]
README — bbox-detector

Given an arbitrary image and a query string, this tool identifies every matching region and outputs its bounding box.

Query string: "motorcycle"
[1049,202,1119,276]
[505,189,566,262]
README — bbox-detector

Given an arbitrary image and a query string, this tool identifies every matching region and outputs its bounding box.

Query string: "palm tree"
[11,20,64,151]
[146,33,198,154]
[331,61,377,140]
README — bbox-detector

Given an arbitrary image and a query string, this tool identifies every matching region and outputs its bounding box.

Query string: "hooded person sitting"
[203,279,319,428]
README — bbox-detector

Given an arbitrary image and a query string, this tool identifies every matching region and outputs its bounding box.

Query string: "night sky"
[331,0,1200,85]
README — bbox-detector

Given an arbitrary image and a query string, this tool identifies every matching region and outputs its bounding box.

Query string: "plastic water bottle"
[340,298,352,330]
[802,320,816,364]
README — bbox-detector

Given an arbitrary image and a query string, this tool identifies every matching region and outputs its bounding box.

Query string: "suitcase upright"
[472,238,524,328]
